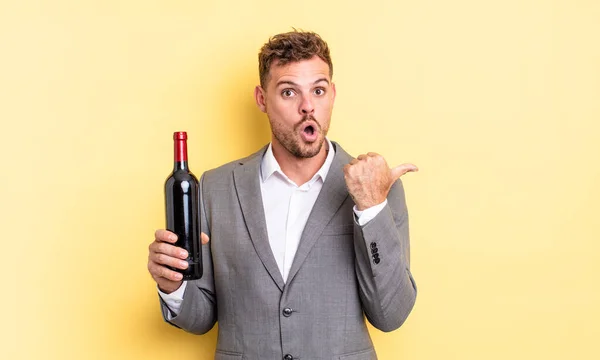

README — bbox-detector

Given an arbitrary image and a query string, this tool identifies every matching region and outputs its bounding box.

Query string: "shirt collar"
[261,138,335,185]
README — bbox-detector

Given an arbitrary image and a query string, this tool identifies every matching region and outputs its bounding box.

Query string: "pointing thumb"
[390,163,418,180]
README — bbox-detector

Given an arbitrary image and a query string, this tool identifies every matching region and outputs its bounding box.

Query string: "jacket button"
[283,355,294,360]
[283,308,293,317]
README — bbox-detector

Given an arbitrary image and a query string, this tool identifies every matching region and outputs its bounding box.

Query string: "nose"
[299,95,314,115]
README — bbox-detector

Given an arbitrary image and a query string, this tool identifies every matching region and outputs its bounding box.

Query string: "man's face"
[255,56,336,158]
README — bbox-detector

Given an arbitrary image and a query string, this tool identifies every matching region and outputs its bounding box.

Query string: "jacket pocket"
[338,347,377,360]
[214,350,243,360]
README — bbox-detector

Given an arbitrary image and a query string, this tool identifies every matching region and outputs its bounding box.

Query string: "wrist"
[355,198,385,211]
[158,281,183,294]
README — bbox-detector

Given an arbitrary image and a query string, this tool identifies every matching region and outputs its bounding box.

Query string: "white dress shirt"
[158,139,387,316]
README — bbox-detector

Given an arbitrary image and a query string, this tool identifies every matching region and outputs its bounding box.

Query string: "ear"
[254,85,267,113]
[331,82,337,104]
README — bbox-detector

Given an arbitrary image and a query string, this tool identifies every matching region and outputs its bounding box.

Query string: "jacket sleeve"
[158,173,217,334]
[353,178,417,332]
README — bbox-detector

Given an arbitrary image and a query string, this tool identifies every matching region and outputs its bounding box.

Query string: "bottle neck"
[173,139,189,171]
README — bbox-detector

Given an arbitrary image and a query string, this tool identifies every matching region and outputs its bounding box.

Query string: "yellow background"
[1,0,599,359]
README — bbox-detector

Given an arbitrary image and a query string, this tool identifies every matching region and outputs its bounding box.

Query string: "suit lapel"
[233,147,285,292]
[285,142,352,285]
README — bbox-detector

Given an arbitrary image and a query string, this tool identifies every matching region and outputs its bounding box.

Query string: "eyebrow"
[275,78,330,88]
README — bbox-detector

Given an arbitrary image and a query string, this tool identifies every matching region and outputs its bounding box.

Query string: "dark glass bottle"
[164,131,202,280]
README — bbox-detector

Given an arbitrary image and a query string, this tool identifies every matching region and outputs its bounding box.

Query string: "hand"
[148,229,210,294]
[343,152,418,210]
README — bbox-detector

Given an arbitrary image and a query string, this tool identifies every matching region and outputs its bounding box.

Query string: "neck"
[271,140,329,186]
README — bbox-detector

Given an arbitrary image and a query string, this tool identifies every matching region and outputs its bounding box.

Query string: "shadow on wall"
[188,51,272,165]
[220,60,272,159]
[236,87,272,157]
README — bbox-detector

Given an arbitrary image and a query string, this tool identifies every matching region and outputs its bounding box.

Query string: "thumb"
[390,163,419,180]
[201,232,210,245]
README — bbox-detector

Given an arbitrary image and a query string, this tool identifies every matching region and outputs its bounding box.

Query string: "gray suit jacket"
[160,141,417,360]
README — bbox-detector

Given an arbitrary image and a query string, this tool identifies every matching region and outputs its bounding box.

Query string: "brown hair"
[258,30,333,88]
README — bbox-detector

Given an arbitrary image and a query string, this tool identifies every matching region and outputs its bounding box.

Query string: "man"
[148,30,418,360]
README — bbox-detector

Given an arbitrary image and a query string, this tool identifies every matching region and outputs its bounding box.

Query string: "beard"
[272,115,328,159]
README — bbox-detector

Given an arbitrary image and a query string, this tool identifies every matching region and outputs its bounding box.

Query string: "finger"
[150,241,188,259]
[390,163,419,180]
[367,152,380,157]
[155,229,178,243]
[357,154,367,160]
[349,158,359,165]
[201,232,210,245]
[150,252,189,270]
[148,261,184,281]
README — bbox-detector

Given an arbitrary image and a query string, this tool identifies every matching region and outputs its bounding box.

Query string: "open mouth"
[299,121,319,142]
[304,124,315,136]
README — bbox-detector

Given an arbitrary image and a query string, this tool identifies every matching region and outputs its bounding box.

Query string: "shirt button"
[283,308,293,317]
[283,355,294,360]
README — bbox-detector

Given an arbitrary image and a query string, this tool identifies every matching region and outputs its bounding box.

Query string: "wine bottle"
[164,131,203,280]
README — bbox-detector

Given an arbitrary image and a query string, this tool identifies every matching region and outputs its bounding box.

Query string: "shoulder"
[331,140,354,165]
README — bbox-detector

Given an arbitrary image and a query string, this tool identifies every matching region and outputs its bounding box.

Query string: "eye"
[281,89,295,97]
[314,88,326,96]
